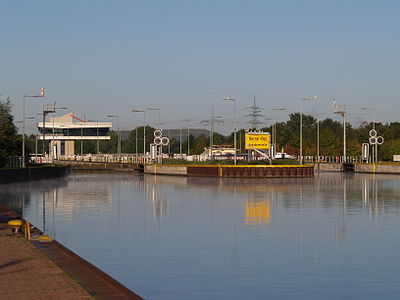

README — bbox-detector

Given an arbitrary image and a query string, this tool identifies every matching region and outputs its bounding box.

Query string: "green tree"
[0,98,21,167]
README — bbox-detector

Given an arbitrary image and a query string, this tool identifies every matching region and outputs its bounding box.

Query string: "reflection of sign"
[245,201,271,224]
[245,132,271,149]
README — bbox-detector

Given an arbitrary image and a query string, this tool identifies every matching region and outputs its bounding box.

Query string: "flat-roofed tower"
[37,113,112,157]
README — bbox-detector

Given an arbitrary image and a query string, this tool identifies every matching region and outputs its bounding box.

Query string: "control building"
[37,113,112,157]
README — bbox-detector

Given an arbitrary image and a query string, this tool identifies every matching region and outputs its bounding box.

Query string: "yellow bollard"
[8,219,23,233]
[7,219,31,240]
[23,220,31,240]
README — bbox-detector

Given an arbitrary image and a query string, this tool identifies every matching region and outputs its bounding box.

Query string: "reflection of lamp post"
[300,96,317,164]
[223,97,237,165]
[22,88,45,167]
[107,115,120,154]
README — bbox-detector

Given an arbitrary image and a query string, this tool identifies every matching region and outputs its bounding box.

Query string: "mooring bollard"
[8,219,23,233]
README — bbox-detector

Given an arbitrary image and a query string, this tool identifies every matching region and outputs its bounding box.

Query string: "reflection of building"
[245,201,271,224]
[37,113,112,156]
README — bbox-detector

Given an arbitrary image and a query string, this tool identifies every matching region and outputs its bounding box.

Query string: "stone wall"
[0,166,70,184]
[355,164,400,174]
[145,165,187,175]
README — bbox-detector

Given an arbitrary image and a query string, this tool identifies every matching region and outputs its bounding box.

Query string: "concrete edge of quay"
[0,203,144,300]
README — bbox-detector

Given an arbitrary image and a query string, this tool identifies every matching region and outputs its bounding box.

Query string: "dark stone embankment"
[0,166,70,184]
[54,160,143,172]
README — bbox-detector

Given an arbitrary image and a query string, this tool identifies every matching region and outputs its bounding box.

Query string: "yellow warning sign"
[245,132,271,149]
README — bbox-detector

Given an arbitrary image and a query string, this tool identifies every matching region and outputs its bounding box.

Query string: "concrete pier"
[145,164,314,178]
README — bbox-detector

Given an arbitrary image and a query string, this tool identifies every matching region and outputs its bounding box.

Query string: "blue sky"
[1,0,399,133]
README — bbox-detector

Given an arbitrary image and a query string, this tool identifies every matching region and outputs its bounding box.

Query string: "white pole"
[135,127,138,156]
[300,101,303,165]
[233,99,237,165]
[187,127,190,155]
[22,96,26,167]
[143,112,146,156]
[343,113,346,161]
[180,127,182,156]
[317,119,320,161]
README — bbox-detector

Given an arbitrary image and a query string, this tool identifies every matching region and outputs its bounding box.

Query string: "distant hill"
[119,128,210,141]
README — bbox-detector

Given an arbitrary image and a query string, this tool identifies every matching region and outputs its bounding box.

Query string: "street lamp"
[88,120,100,154]
[146,108,160,155]
[107,115,121,154]
[271,108,287,156]
[223,97,237,165]
[132,110,146,155]
[22,88,45,167]
[132,108,160,157]
[181,119,191,156]
[333,99,347,162]
[300,96,317,164]
[200,107,223,159]
[50,102,67,160]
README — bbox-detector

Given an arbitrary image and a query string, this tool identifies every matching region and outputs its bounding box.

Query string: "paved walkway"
[0,224,93,299]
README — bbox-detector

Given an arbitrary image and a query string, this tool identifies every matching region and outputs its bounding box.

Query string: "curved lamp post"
[223,97,237,165]
[107,115,121,154]
[300,96,317,164]
[22,88,45,167]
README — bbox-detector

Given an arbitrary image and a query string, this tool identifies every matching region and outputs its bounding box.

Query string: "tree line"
[1,97,400,165]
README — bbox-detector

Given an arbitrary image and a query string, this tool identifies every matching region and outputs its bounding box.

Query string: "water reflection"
[0,173,398,239]
[245,200,271,224]
[1,173,400,299]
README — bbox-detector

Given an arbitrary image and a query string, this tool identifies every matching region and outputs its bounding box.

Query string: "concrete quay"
[0,226,93,299]
[0,204,143,300]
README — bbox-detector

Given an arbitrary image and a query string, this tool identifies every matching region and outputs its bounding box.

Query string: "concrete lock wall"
[145,165,187,175]
[317,163,343,172]
[355,164,400,174]
[145,165,314,178]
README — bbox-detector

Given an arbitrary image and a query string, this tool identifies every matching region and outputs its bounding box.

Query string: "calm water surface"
[1,172,400,299]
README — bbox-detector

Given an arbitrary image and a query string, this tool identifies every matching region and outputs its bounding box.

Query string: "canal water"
[1,172,400,299]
